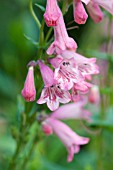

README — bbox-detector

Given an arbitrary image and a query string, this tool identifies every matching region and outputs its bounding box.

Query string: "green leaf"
[24,34,38,46]
[0,69,18,99]
[90,108,113,129]
[17,95,25,122]
[35,4,45,12]
[100,87,112,94]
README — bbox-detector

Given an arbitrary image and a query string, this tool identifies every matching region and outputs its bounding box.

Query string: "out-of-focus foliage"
[0,0,113,170]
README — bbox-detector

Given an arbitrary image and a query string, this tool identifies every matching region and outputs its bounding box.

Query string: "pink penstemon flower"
[21,61,36,102]
[51,98,92,122]
[93,0,113,15]
[61,50,99,76]
[41,116,90,162]
[37,60,71,111]
[73,0,88,24]
[47,7,77,55]
[44,0,61,27]
[71,81,93,102]
[86,0,103,23]
[37,99,91,162]
[49,56,84,91]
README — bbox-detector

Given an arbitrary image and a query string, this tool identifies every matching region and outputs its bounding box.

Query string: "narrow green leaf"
[35,4,45,12]
[24,34,38,46]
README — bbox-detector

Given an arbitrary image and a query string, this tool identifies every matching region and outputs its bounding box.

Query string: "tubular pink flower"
[42,118,90,162]
[73,81,93,93]
[93,0,113,15]
[54,58,84,91]
[47,10,77,55]
[86,1,103,23]
[21,66,36,102]
[51,99,91,122]
[71,81,92,102]
[88,85,100,104]
[37,85,71,111]
[37,60,71,111]
[37,60,54,87]
[44,0,61,27]
[73,0,88,24]
[61,50,99,76]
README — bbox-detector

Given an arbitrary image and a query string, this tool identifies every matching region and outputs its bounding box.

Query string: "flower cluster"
[21,0,112,162]
[73,0,113,24]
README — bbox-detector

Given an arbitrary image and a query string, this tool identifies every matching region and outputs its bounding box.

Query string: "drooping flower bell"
[37,60,71,111]
[42,117,90,162]
[47,7,77,55]
[44,0,61,27]
[51,98,92,122]
[21,61,36,102]
[86,0,113,23]
[93,0,113,15]
[61,50,99,77]
[73,0,88,24]
[86,0,103,23]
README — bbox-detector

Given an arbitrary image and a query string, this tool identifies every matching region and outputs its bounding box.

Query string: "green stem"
[20,135,38,169]
[9,134,23,170]
[45,27,53,43]
[29,0,41,29]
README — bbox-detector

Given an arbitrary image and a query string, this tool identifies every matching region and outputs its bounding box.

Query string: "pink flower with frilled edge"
[44,0,61,27]
[53,58,84,91]
[51,98,92,122]
[21,64,36,102]
[88,85,100,104]
[37,60,71,111]
[42,117,90,162]
[93,0,113,15]
[61,50,99,76]
[86,1,103,23]
[73,0,88,24]
[73,81,93,94]
[47,8,77,55]
[71,81,92,102]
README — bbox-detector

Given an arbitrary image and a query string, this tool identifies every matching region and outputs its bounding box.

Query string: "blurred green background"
[0,0,113,170]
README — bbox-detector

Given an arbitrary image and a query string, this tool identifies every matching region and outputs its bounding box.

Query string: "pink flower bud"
[22,66,36,102]
[88,85,100,104]
[47,10,77,55]
[44,0,61,27]
[42,122,53,135]
[73,0,88,24]
[93,0,113,15]
[86,1,103,23]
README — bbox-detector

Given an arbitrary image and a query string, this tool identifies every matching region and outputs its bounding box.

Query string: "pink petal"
[44,0,61,27]
[73,0,88,24]
[51,99,91,121]
[86,1,103,23]
[94,0,113,15]
[47,99,59,111]
[37,60,54,87]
